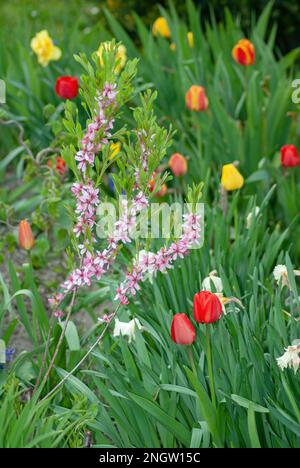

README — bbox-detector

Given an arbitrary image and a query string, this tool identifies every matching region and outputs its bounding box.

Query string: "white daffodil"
[246,206,260,229]
[276,343,300,374]
[273,264,300,289]
[202,271,223,293]
[113,318,143,343]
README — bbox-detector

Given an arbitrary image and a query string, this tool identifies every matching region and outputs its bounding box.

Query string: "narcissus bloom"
[152,17,171,38]
[280,145,300,167]
[110,142,121,160]
[193,291,223,324]
[277,343,300,374]
[185,85,208,111]
[113,318,143,343]
[31,30,62,66]
[202,271,223,293]
[221,164,244,191]
[97,42,127,74]
[273,264,300,289]
[232,39,255,66]
[168,153,188,177]
[171,313,196,345]
[18,220,35,250]
[55,76,78,99]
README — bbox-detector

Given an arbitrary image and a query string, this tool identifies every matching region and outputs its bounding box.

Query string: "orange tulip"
[168,153,188,176]
[149,174,167,197]
[18,220,35,250]
[185,85,208,111]
[232,39,255,66]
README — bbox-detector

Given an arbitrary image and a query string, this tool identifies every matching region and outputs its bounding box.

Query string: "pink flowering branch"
[115,213,201,305]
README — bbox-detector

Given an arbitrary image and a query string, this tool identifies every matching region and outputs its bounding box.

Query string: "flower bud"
[232,39,255,66]
[193,291,223,324]
[171,313,196,345]
[18,220,35,251]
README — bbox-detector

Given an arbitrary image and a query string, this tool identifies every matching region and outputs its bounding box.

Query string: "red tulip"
[280,145,300,168]
[47,157,66,175]
[18,220,35,250]
[232,39,255,66]
[185,85,208,112]
[55,76,78,99]
[168,153,188,177]
[171,313,196,345]
[193,291,222,324]
[55,157,66,175]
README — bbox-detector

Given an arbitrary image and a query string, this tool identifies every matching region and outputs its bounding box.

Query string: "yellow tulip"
[221,164,244,191]
[170,32,194,51]
[187,31,194,48]
[109,142,121,160]
[31,30,61,67]
[97,42,127,74]
[152,17,171,39]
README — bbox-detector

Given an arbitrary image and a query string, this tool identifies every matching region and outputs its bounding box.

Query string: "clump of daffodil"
[221,163,244,191]
[152,17,171,38]
[110,142,121,160]
[97,41,127,74]
[31,30,62,66]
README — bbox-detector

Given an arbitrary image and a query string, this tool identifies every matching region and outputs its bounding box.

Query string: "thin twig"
[0,118,34,159]
[38,286,78,392]
[41,305,120,402]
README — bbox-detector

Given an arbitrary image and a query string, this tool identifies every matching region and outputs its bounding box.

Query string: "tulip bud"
[152,17,171,38]
[193,291,222,324]
[168,153,188,177]
[185,85,208,112]
[232,39,255,66]
[171,313,196,345]
[187,31,194,48]
[18,220,35,251]
[280,145,300,168]
[55,76,78,99]
[221,163,244,191]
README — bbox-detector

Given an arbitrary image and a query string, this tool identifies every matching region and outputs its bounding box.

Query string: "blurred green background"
[0,0,299,54]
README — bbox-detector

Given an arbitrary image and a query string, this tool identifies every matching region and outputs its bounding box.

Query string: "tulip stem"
[206,325,216,409]
[187,346,197,377]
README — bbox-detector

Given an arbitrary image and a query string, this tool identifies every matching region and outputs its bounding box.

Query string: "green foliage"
[0,0,299,449]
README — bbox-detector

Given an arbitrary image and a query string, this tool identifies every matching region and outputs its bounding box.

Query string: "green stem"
[187,345,197,377]
[206,325,216,409]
